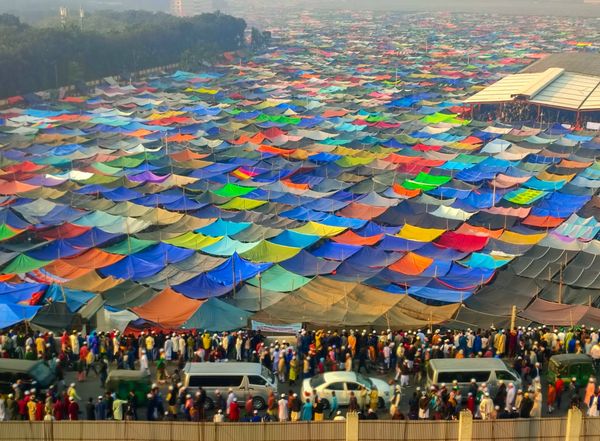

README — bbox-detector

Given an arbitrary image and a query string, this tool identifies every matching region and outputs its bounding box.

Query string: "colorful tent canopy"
[0,11,599,330]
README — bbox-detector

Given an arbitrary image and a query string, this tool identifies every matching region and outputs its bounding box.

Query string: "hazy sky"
[233,0,600,17]
[1,0,599,21]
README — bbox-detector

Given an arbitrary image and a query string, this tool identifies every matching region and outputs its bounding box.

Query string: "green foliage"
[0,10,247,98]
[250,27,271,52]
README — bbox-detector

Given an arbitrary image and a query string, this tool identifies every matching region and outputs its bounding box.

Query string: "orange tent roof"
[521,215,564,228]
[385,153,415,164]
[126,129,154,138]
[331,230,383,246]
[0,180,39,195]
[166,133,195,143]
[559,159,591,169]
[281,180,309,190]
[231,135,252,145]
[60,96,86,103]
[258,145,296,156]
[61,248,125,269]
[388,252,433,276]
[322,109,348,118]
[42,261,94,279]
[132,287,202,328]
[170,149,207,162]
[250,133,266,144]
[392,183,421,198]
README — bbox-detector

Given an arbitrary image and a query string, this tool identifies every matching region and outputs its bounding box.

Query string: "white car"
[301,371,391,409]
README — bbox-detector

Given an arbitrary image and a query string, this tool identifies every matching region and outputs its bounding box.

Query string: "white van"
[426,358,521,397]
[183,362,277,410]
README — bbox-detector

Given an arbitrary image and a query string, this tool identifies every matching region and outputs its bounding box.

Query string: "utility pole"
[510,305,517,331]
[171,0,184,17]
[258,272,262,311]
[558,264,564,304]
[59,7,68,29]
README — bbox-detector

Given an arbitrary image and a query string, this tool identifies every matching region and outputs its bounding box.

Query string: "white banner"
[251,320,302,334]
[586,121,600,131]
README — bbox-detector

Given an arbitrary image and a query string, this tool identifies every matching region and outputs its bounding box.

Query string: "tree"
[250,27,271,52]
[0,11,250,98]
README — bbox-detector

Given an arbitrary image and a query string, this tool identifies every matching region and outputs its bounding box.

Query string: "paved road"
[61,360,571,421]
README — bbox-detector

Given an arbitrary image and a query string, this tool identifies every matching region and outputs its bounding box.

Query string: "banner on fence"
[251,320,302,334]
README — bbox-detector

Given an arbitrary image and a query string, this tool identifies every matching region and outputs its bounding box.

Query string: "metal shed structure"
[464,53,600,124]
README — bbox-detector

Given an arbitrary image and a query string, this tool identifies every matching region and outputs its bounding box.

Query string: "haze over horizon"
[1,0,600,23]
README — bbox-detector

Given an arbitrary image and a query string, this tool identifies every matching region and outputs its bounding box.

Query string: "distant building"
[170,0,226,16]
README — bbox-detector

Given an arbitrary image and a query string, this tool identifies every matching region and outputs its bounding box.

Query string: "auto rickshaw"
[546,354,594,387]
[105,369,152,404]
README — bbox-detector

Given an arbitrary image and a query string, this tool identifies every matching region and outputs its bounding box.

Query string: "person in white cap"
[164,336,173,361]
[399,360,410,387]
[479,392,494,420]
[290,393,300,422]
[226,388,236,416]
[235,333,244,361]
[70,332,79,359]
[278,393,288,422]
[344,353,353,372]
[112,393,126,421]
[213,409,224,423]
[585,377,596,409]
[418,391,429,419]
[95,396,107,421]
[530,385,542,418]
[333,410,345,421]
[382,342,391,370]
[505,383,516,412]
[67,383,80,401]
[6,393,16,420]
[68,397,79,421]
[139,350,149,375]
[532,362,541,384]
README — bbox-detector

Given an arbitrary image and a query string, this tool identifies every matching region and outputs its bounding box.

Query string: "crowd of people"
[0,324,599,422]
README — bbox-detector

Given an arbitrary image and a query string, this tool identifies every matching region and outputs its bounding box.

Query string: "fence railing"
[0,412,598,441]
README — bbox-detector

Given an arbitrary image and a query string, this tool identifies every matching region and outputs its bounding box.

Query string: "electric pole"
[59,7,68,29]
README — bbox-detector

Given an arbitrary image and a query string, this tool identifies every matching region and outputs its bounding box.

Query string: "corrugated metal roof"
[521,53,600,77]
[464,68,600,111]
[464,72,546,103]
[519,68,565,98]
[530,72,600,109]
[579,82,600,110]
